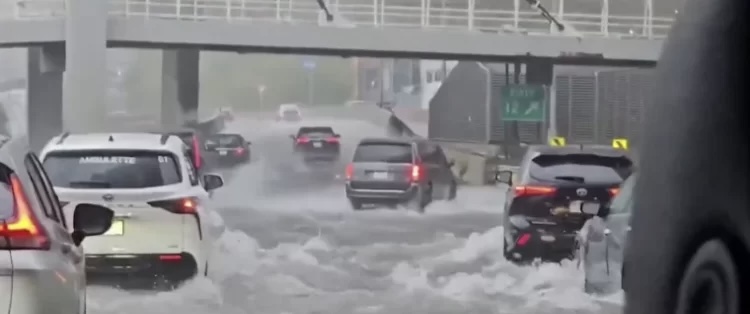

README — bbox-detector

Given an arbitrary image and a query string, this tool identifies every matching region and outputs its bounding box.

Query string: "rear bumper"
[86,252,198,282]
[507,228,578,261]
[345,184,418,202]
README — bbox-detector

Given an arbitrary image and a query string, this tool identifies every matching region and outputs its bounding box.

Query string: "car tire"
[675,239,739,314]
[349,198,363,210]
[447,181,457,200]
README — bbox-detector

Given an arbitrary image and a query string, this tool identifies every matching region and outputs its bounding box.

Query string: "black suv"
[496,145,634,263]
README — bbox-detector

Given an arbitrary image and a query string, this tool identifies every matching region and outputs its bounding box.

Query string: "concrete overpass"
[0,0,673,150]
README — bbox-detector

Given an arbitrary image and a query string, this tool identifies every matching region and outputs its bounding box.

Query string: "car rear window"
[205,134,243,148]
[299,128,334,138]
[529,153,633,184]
[353,143,413,163]
[43,150,182,189]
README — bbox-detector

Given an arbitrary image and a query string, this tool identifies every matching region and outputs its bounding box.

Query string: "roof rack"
[56,132,70,145]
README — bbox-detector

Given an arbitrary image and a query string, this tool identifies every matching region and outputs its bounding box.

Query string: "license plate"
[312,142,322,148]
[219,151,227,156]
[569,201,600,214]
[104,219,124,236]
[540,235,556,242]
[371,171,389,179]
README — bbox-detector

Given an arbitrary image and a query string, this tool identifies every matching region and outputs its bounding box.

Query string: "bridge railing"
[8,0,675,39]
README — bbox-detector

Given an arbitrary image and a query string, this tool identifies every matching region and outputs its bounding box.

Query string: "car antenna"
[108,135,114,142]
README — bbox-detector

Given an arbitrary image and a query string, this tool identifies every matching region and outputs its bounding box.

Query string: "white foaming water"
[87,116,623,314]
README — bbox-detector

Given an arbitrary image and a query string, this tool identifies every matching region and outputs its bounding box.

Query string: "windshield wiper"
[68,181,112,188]
[525,0,564,31]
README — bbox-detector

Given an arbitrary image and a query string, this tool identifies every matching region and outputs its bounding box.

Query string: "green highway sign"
[501,85,546,122]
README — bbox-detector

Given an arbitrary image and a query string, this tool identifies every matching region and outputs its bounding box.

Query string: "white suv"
[39,132,224,289]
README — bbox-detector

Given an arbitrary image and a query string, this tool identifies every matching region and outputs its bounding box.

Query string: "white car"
[276,103,302,122]
[0,135,114,314]
[39,132,224,289]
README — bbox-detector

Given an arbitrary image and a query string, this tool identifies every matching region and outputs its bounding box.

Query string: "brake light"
[234,147,245,156]
[513,186,556,197]
[326,137,339,144]
[148,197,198,215]
[0,175,50,250]
[609,188,619,197]
[345,163,354,180]
[148,197,202,239]
[410,164,421,182]
[191,135,202,169]
[516,233,531,246]
[296,137,310,144]
[159,254,182,261]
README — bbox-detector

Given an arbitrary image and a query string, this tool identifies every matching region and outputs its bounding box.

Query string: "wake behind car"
[40,132,225,290]
[0,135,114,314]
[203,133,251,167]
[345,138,457,212]
[495,145,634,263]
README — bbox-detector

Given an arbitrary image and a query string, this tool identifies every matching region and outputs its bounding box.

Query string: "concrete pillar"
[64,0,108,132]
[26,45,64,152]
[161,49,200,128]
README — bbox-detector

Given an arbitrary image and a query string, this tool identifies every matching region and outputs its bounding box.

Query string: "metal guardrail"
[7,0,675,39]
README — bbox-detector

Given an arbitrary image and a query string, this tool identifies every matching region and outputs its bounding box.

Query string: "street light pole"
[257,84,266,111]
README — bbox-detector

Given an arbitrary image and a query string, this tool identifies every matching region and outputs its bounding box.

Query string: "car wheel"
[349,198,363,210]
[675,239,739,314]
[447,181,457,200]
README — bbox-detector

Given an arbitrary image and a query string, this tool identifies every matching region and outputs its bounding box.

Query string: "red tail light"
[513,185,556,197]
[159,254,182,261]
[325,137,339,144]
[516,233,531,246]
[0,175,50,250]
[410,164,421,182]
[191,135,202,169]
[608,188,619,197]
[148,197,202,239]
[234,147,245,156]
[148,197,199,215]
[296,137,310,144]
[345,163,354,180]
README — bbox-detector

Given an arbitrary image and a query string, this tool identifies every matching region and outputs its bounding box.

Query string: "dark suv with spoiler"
[290,126,341,163]
[495,145,634,263]
[203,133,251,167]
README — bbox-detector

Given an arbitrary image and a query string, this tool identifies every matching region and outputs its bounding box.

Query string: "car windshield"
[43,150,182,189]
[299,128,334,138]
[353,143,413,163]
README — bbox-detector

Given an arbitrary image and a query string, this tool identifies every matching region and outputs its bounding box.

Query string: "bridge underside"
[2,0,662,150]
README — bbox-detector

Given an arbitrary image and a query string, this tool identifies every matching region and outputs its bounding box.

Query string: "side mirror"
[71,203,114,246]
[447,159,455,167]
[495,170,513,185]
[203,173,224,191]
[289,134,296,140]
[245,141,252,146]
[334,134,341,138]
